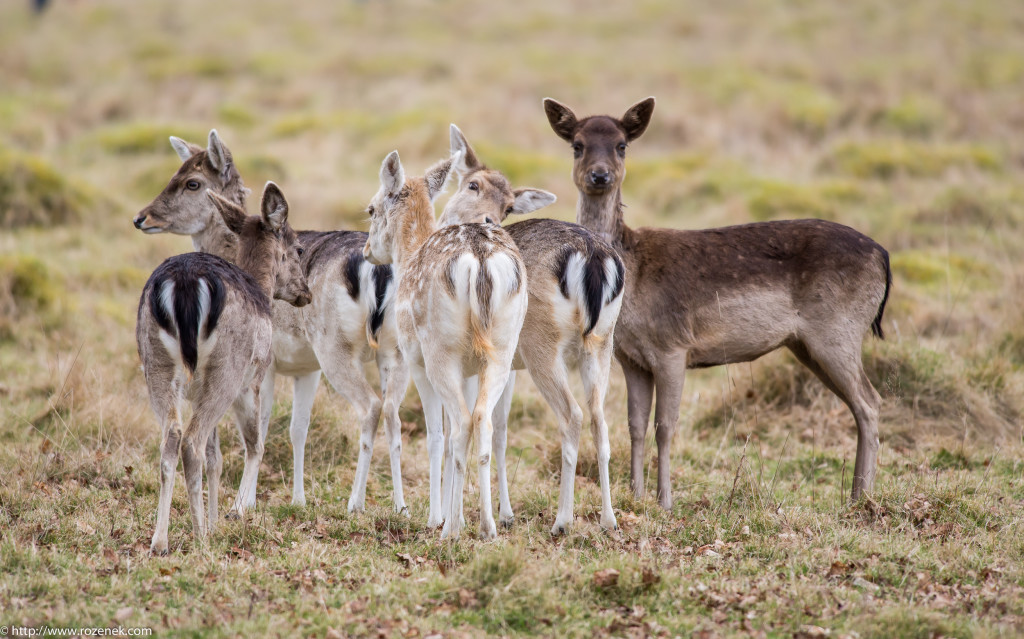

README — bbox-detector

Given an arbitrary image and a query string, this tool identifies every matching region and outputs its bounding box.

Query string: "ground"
[1,0,1022,637]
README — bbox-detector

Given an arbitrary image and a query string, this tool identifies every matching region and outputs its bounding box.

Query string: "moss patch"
[0,149,98,228]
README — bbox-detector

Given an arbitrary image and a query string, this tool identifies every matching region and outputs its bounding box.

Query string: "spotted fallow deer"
[543,98,892,507]
[138,182,311,554]
[134,131,409,515]
[363,151,527,540]
[435,124,624,534]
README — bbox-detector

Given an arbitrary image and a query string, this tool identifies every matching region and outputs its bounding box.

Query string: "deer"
[137,182,311,554]
[543,97,892,508]
[434,124,624,534]
[363,150,527,540]
[134,130,410,516]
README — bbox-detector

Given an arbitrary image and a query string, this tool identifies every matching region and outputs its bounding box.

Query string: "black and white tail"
[148,272,226,373]
[555,241,625,338]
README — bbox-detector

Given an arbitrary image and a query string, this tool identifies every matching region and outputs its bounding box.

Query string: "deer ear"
[260,181,289,232]
[511,188,557,216]
[206,129,234,181]
[449,124,481,178]
[621,97,655,142]
[169,136,201,162]
[544,98,578,143]
[206,189,247,235]
[379,151,405,197]
[425,157,455,203]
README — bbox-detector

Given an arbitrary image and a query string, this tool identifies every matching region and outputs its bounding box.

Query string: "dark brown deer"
[137,182,311,554]
[544,97,891,507]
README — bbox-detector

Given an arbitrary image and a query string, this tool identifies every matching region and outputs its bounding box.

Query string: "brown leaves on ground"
[593,568,620,588]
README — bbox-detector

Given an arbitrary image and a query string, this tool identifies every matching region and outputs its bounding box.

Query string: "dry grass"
[1,0,1023,636]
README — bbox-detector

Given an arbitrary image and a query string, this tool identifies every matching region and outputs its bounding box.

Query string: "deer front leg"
[620,357,654,500]
[289,370,321,506]
[492,370,516,528]
[652,351,688,511]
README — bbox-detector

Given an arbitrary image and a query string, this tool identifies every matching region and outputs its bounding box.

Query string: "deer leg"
[472,361,513,540]
[440,377,477,529]
[652,351,688,511]
[151,400,183,555]
[288,370,321,506]
[412,366,445,527]
[429,358,470,541]
[204,427,222,530]
[314,350,382,514]
[378,345,411,515]
[228,385,265,516]
[789,339,881,501]
[581,338,617,531]
[492,370,516,528]
[619,357,654,500]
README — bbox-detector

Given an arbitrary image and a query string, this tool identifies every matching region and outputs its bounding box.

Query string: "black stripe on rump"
[369,264,392,340]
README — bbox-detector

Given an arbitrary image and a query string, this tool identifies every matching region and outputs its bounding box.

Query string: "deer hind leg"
[652,350,689,511]
[314,349,382,514]
[378,346,411,515]
[226,384,265,517]
[619,357,655,500]
[580,338,617,531]
[492,370,517,528]
[250,364,275,503]
[288,370,321,507]
[182,376,239,541]
[412,366,445,527]
[428,356,470,540]
[471,361,514,540]
[149,370,184,555]
[524,349,583,535]
[204,427,222,530]
[789,337,881,501]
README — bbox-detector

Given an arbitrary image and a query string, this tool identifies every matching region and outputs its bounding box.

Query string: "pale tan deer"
[138,182,311,554]
[134,131,409,515]
[436,124,624,534]
[544,97,892,507]
[363,151,527,540]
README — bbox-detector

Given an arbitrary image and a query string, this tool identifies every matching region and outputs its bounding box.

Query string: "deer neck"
[192,183,249,261]
[235,240,275,300]
[577,187,631,248]
[392,200,438,274]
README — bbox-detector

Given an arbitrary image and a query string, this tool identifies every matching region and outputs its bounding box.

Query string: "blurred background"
[1,0,1022,504]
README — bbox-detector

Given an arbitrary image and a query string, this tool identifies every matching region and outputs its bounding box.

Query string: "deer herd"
[133,98,891,553]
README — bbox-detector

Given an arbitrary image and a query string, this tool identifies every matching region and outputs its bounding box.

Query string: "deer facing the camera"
[137,182,310,554]
[544,97,891,508]
[436,124,624,535]
[363,151,527,540]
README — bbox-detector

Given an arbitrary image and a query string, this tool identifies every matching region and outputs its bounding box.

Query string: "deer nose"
[296,290,312,307]
[589,170,611,187]
[133,215,146,229]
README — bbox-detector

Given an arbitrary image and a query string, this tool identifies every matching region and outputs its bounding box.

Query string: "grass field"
[1,0,1023,636]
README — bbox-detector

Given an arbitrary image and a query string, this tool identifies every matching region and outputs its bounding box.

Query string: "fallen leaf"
[76,520,96,536]
[326,628,344,639]
[114,607,133,623]
[40,438,53,454]
[593,568,620,588]
[852,576,880,592]
[641,566,660,586]
[458,588,479,608]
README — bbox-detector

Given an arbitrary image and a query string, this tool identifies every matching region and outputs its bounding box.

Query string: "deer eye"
[617,143,627,156]
[468,182,479,191]
[367,205,375,217]
[505,206,513,215]
[572,142,583,158]
[485,217,494,224]
[296,247,304,257]
[186,180,201,191]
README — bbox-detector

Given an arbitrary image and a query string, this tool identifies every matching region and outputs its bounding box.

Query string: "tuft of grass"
[96,123,206,155]
[0,149,99,228]
[889,249,996,289]
[746,179,864,221]
[823,140,1001,179]
[877,95,949,137]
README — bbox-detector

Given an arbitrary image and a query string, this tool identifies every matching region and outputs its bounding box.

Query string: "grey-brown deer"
[134,131,409,516]
[137,182,311,554]
[438,124,624,534]
[543,97,891,507]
